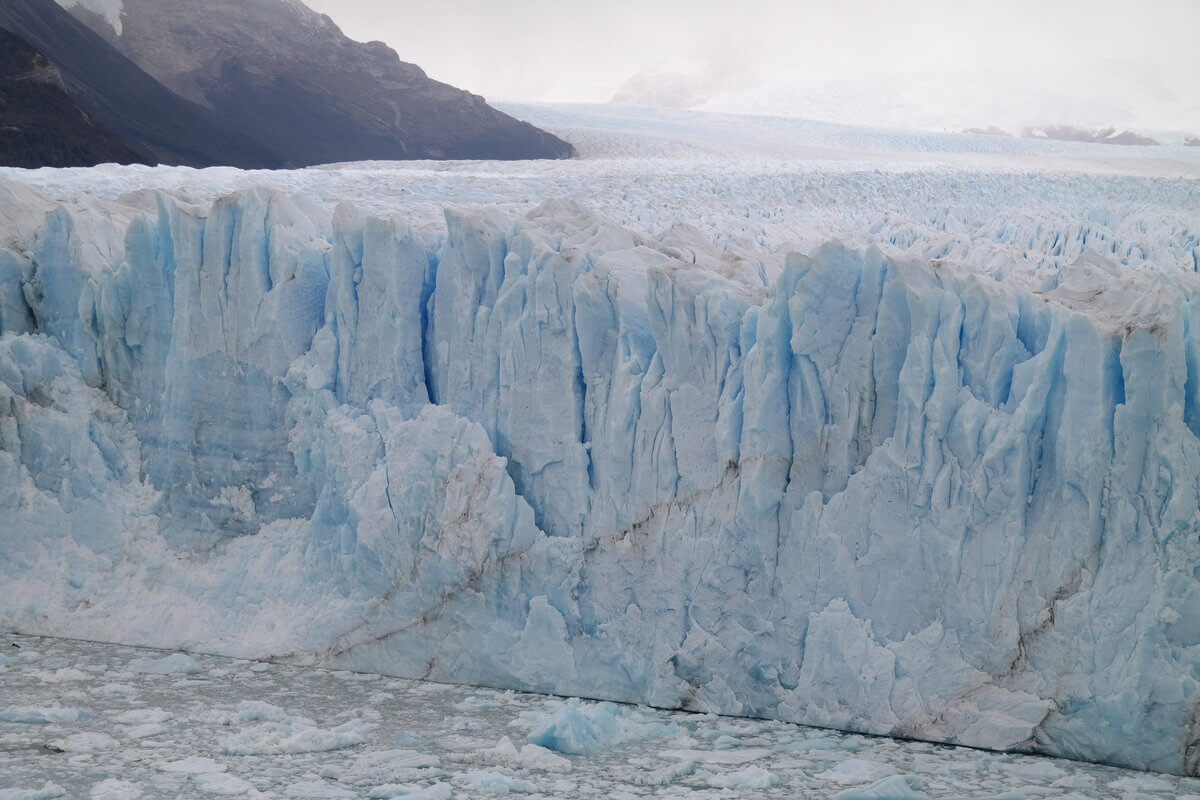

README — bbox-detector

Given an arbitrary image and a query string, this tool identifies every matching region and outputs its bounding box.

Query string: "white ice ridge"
[0,177,1199,778]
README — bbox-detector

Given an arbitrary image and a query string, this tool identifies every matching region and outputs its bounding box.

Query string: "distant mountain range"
[0,0,574,169]
[1022,125,1161,146]
[964,125,1166,147]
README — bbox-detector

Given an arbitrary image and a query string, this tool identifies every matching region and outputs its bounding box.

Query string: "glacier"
[1,105,1200,778]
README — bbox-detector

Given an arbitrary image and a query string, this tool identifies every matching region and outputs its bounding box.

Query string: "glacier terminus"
[1,104,1200,779]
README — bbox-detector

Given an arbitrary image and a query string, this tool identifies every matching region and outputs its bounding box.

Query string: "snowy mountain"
[54,0,575,164]
[0,28,148,168]
[611,38,760,110]
[1,104,1199,777]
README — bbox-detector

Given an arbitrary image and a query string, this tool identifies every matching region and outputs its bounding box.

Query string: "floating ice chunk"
[998,760,1066,781]
[33,668,88,683]
[454,696,502,712]
[0,653,9,667]
[832,775,1026,800]
[391,733,429,748]
[89,780,143,800]
[661,747,771,764]
[1048,775,1094,790]
[467,736,572,773]
[124,723,169,739]
[192,773,257,796]
[833,776,925,799]
[111,708,172,725]
[128,654,202,675]
[48,732,118,752]
[819,759,898,785]
[366,786,453,800]
[0,706,90,724]
[1108,774,1176,793]
[339,749,441,784]
[396,786,451,800]
[38,657,74,668]
[463,769,537,794]
[627,760,697,786]
[526,699,676,755]
[0,783,65,800]
[444,716,486,733]
[705,765,776,789]
[220,719,371,755]
[283,783,356,799]
[366,789,410,800]
[160,756,228,774]
[233,700,299,723]
[330,670,382,683]
[775,736,861,753]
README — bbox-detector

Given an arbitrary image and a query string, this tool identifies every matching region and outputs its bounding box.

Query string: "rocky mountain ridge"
[0,27,149,168]
[56,0,574,165]
[0,0,287,167]
[0,0,573,168]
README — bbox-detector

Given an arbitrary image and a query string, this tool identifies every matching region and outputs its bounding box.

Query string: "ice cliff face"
[1,178,1199,777]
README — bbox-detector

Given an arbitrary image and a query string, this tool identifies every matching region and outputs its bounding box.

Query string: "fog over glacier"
[304,0,1199,134]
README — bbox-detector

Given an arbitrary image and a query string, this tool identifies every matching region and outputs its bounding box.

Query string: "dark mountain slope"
[0,0,285,167]
[63,0,574,165]
[0,28,148,167]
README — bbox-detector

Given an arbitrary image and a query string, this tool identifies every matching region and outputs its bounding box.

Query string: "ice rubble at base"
[127,653,202,674]
[4,634,1200,799]
[88,780,143,800]
[0,706,90,724]
[833,775,1023,800]
[0,162,1198,780]
[0,785,67,800]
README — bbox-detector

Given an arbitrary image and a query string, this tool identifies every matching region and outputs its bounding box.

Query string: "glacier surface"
[1,105,1199,777]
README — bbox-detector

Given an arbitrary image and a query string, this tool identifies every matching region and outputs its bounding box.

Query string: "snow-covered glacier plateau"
[2,104,1200,777]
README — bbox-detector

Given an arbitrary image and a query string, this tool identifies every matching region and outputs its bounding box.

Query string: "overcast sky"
[302,0,1198,129]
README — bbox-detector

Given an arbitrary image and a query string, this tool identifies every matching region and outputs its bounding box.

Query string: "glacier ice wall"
[1,182,1199,776]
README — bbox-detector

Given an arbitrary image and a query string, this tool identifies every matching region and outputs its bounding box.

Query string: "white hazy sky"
[302,0,1199,130]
